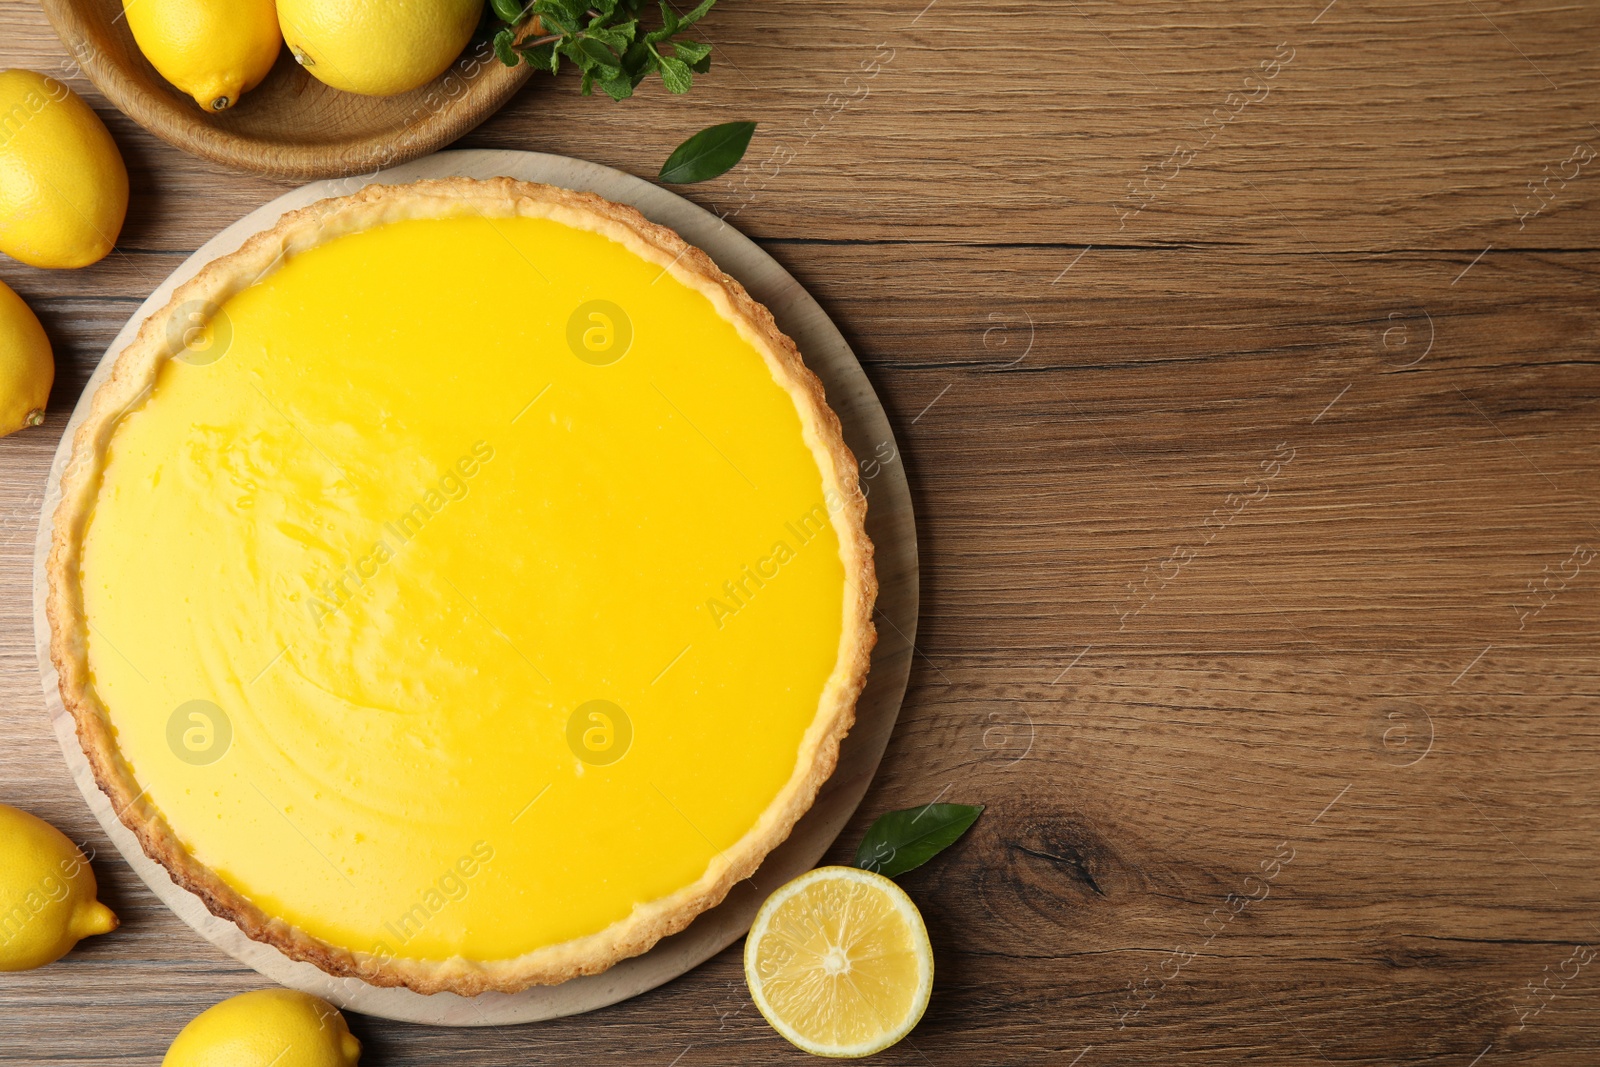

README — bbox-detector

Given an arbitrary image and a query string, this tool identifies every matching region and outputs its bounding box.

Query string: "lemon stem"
[71,899,119,939]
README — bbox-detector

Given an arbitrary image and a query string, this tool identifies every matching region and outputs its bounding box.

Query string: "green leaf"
[534,3,576,35]
[510,0,715,98]
[658,55,693,93]
[678,0,716,26]
[853,803,984,878]
[622,39,653,75]
[560,52,588,73]
[645,3,681,43]
[591,20,636,51]
[575,36,621,69]
[492,27,519,66]
[673,39,712,65]
[557,37,594,72]
[658,120,756,183]
[520,40,559,73]
[599,72,636,100]
[491,0,525,23]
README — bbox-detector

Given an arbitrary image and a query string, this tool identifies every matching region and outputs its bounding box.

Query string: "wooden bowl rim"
[36,0,533,180]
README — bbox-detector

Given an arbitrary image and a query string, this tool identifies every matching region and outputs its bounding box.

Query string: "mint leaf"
[622,39,653,75]
[591,21,636,51]
[575,36,621,70]
[646,2,681,43]
[499,0,715,98]
[658,55,693,93]
[520,41,559,73]
[854,803,984,878]
[536,6,576,35]
[659,120,756,183]
[493,27,519,66]
[556,38,586,67]
[541,0,585,23]
[600,72,636,100]
[491,0,526,25]
[673,39,712,65]
[679,0,716,26]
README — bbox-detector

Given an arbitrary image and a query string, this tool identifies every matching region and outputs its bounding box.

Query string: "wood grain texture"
[3,0,1599,1063]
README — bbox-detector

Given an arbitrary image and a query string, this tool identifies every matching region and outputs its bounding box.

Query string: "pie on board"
[46,177,877,995]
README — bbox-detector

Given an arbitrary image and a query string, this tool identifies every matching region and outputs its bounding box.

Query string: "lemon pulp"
[745,866,933,1057]
[80,214,847,962]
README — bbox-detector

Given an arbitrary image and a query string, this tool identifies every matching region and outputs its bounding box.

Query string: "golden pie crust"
[45,177,878,995]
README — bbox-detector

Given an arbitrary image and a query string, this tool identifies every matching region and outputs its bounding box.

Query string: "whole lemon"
[0,279,53,435]
[278,0,483,96]
[0,803,117,971]
[164,990,362,1067]
[123,0,282,111]
[0,70,127,269]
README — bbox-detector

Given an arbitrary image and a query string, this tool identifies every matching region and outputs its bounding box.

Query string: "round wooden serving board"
[31,150,918,1025]
[39,0,532,180]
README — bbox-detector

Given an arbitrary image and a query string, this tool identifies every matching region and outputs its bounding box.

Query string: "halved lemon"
[744,866,934,1058]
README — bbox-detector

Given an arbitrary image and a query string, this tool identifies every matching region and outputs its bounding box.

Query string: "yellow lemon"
[745,866,934,1058]
[0,70,128,269]
[0,803,117,971]
[163,989,362,1067]
[123,0,282,111]
[277,0,483,96]
[0,279,52,435]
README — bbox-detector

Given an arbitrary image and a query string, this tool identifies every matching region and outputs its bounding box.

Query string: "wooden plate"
[38,0,531,180]
[32,150,919,1025]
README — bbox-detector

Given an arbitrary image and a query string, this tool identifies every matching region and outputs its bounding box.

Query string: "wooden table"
[3,0,1598,1062]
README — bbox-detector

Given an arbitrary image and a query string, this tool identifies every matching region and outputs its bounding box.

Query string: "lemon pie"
[47,178,876,995]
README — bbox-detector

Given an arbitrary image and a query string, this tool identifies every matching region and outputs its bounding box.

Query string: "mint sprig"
[492,0,717,100]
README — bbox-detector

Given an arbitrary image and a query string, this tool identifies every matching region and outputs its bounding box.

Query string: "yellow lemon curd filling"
[79,214,847,963]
